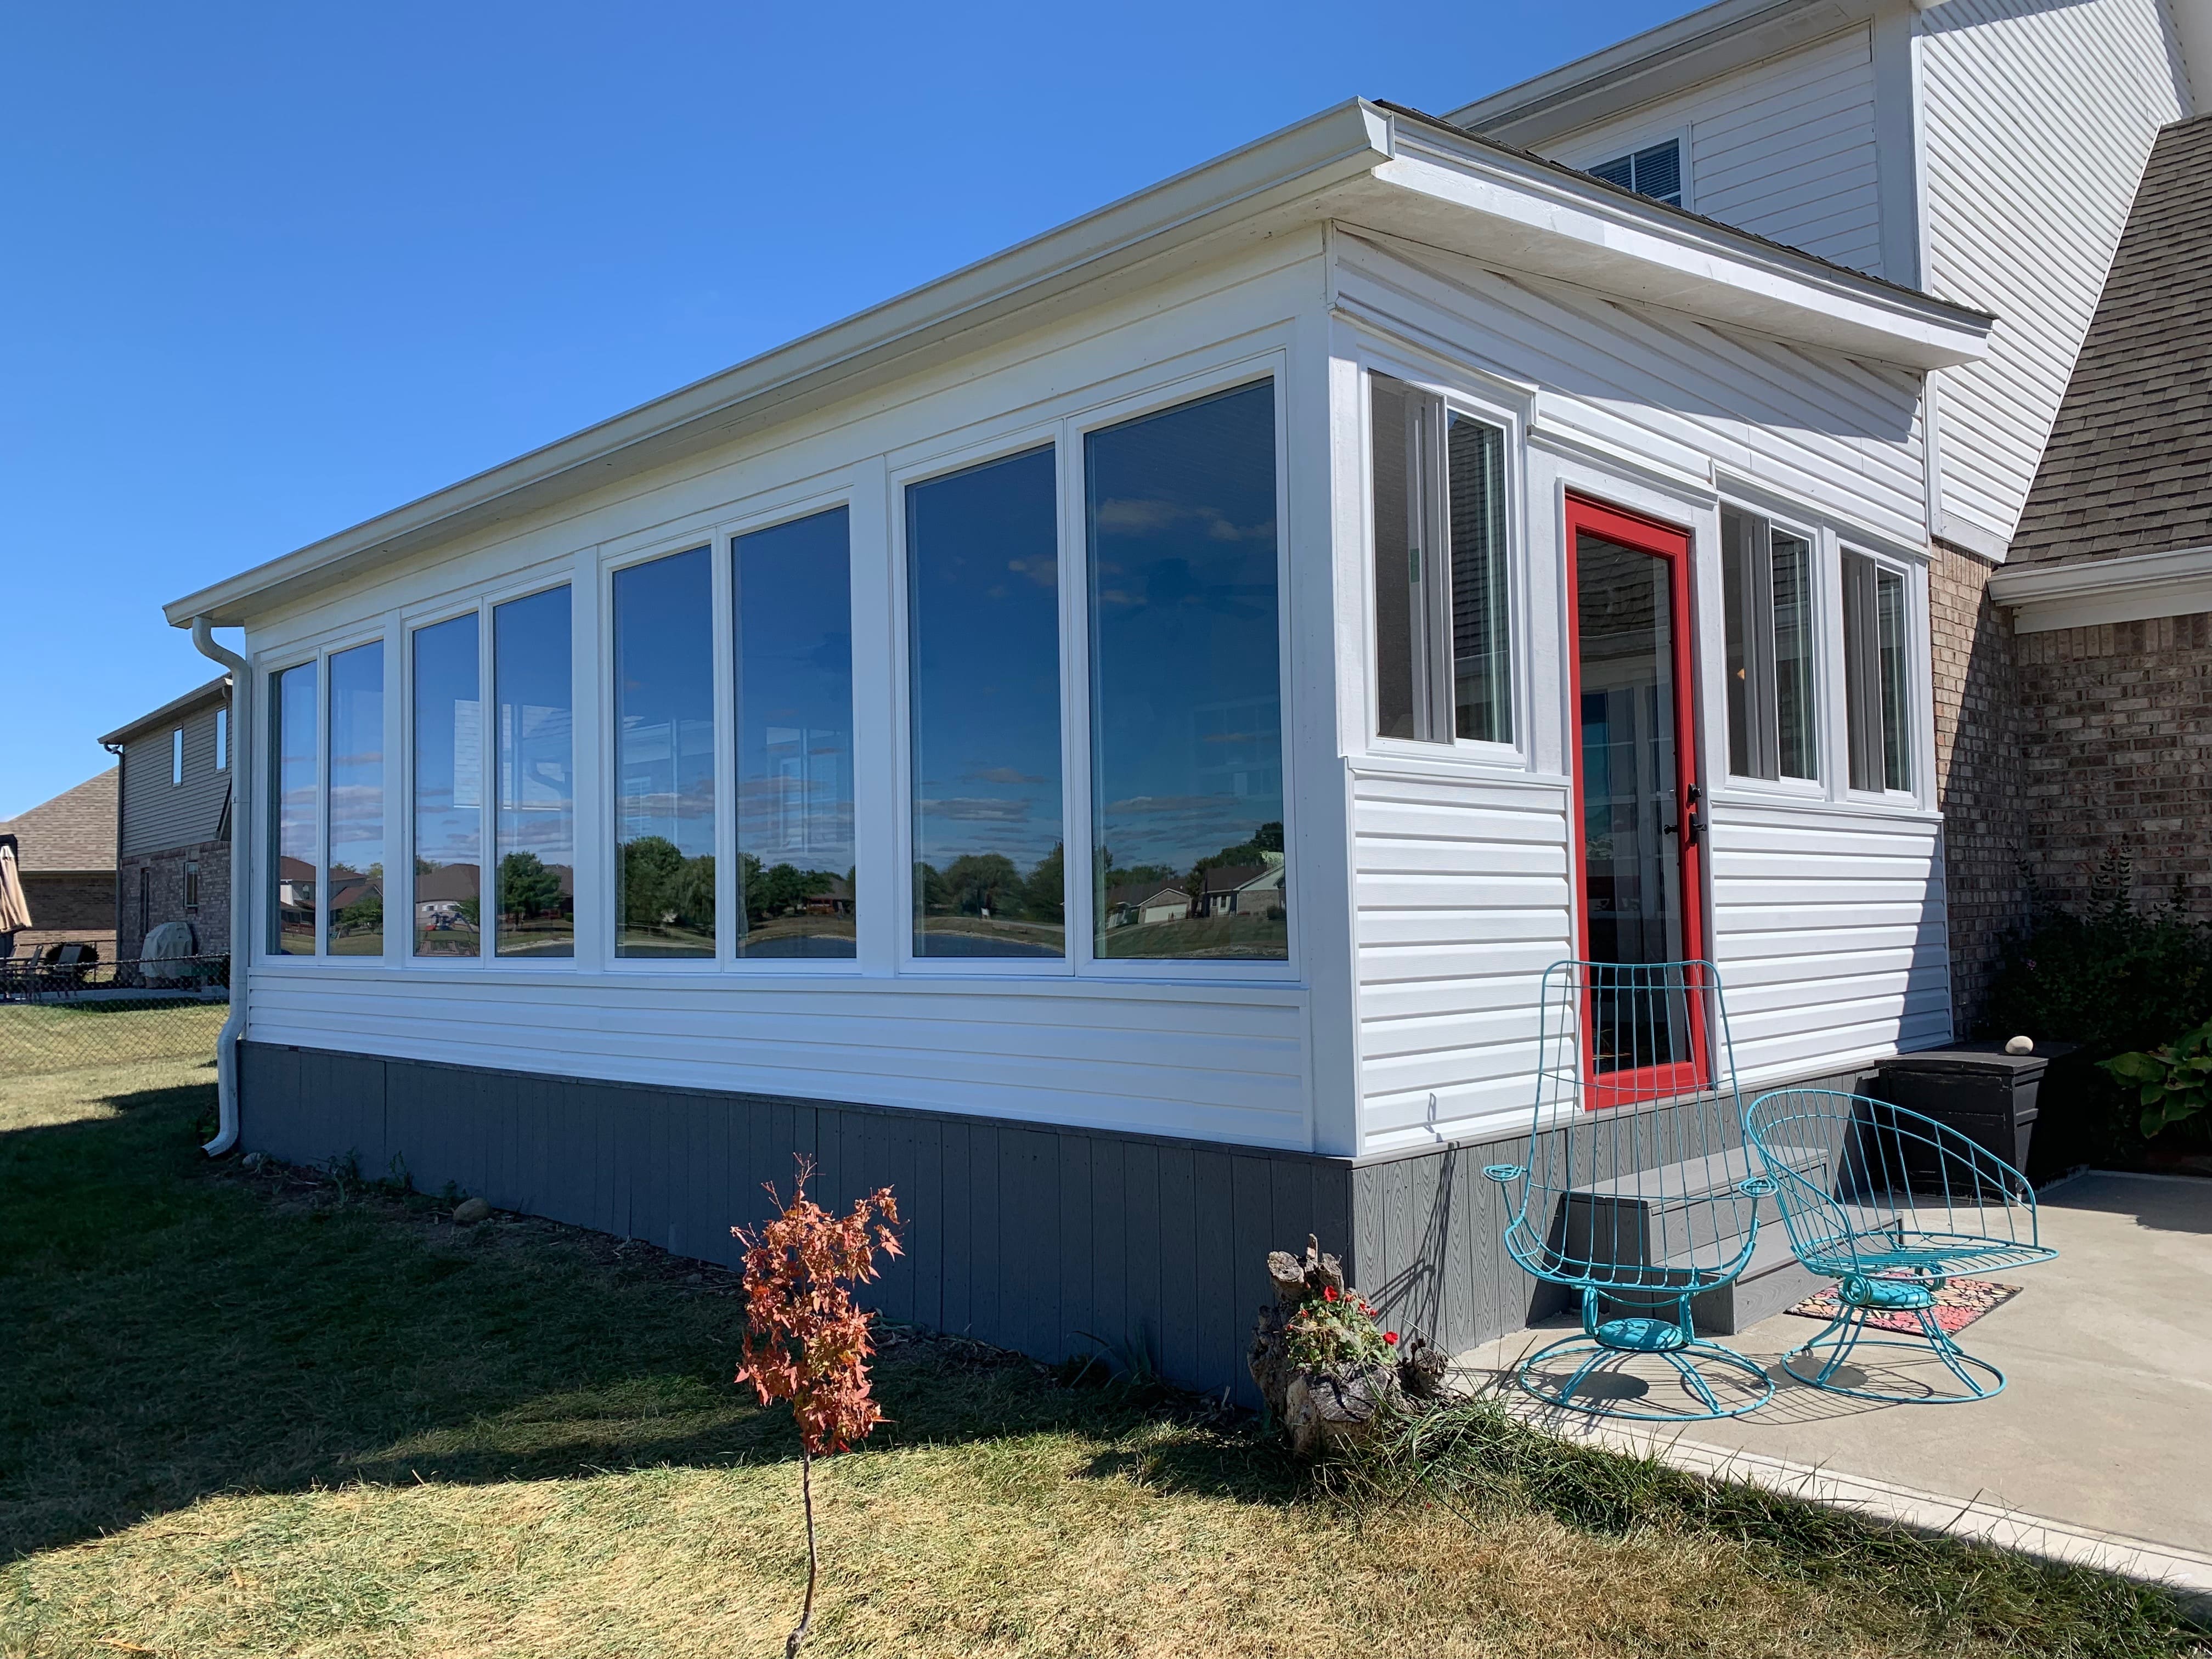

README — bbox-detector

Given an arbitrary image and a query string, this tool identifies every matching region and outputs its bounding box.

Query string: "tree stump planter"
[1248,1235,1447,1457]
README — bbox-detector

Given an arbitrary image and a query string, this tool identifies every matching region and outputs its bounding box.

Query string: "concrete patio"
[1457,1171,2212,1600]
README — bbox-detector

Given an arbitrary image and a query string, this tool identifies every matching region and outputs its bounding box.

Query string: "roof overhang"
[99,673,231,747]
[1445,0,1877,145]
[1989,544,2212,633]
[168,99,1988,631]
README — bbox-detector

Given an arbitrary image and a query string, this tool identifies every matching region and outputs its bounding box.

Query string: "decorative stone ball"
[2005,1035,2035,1056]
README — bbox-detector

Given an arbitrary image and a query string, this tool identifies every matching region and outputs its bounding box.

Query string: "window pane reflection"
[907,448,1064,958]
[493,585,575,957]
[736,509,856,958]
[327,642,385,956]
[1088,381,1286,961]
[269,663,317,955]
[412,614,481,957]
[615,548,716,958]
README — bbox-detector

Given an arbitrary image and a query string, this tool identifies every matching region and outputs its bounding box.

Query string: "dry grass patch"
[1,1059,2204,1658]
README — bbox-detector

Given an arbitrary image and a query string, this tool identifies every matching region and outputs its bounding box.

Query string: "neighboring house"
[1949,112,2212,1013]
[154,0,2203,1396]
[1103,881,1192,929]
[0,770,119,960]
[100,675,233,962]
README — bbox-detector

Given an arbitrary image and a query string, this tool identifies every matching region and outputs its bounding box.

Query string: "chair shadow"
[0,1086,1287,1560]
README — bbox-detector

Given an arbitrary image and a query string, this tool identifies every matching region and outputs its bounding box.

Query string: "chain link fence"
[0,954,230,1080]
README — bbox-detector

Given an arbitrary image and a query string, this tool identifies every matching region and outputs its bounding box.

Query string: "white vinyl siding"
[1918,0,2187,546]
[1543,27,1884,276]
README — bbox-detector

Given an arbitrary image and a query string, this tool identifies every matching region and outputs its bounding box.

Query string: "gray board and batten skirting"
[239,1042,1867,1404]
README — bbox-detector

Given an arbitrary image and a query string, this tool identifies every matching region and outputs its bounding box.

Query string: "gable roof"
[164,99,1988,633]
[99,674,231,748]
[0,769,117,874]
[2008,113,2212,569]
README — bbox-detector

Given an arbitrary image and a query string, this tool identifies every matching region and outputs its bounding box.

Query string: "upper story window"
[1590,139,1682,207]
[215,707,228,771]
[1370,374,1512,746]
[171,728,184,786]
[1722,509,1816,782]
[1843,551,1912,794]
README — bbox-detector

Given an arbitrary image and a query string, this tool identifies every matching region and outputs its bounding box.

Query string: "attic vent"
[1589,138,1682,207]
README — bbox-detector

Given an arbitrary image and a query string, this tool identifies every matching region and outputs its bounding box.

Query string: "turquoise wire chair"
[1744,1089,2057,1402]
[1484,960,1777,1420]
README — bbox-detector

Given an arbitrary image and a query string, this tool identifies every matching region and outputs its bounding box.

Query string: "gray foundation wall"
[239,1043,1869,1401]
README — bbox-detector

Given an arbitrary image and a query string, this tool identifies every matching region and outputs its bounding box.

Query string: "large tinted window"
[326,642,385,956]
[1088,381,1286,961]
[614,548,716,958]
[906,448,1064,958]
[268,663,317,955]
[411,613,481,957]
[493,585,575,957]
[734,508,857,958]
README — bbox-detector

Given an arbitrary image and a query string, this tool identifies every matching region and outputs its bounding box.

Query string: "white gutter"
[189,614,249,1156]
[1987,544,2212,633]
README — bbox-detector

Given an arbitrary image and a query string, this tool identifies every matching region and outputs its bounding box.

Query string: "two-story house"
[100,675,234,962]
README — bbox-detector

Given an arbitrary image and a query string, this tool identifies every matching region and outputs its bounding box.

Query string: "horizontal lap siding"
[1352,774,1573,1148]
[1921,0,2185,543]
[237,1042,1347,1404]
[1334,235,1927,547]
[242,974,1310,1150]
[121,701,228,857]
[1706,804,1951,1083]
[1540,28,1884,276]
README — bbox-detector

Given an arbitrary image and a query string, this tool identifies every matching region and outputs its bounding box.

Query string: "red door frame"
[1562,493,1708,1108]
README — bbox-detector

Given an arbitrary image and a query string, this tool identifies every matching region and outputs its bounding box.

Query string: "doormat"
[1786,1277,2023,1335]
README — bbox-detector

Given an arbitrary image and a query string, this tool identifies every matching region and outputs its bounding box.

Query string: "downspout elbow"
[189,615,248,1156]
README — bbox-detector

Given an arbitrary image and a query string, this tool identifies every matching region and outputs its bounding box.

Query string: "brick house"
[1937,113,2212,1025]
[100,674,234,961]
[0,769,118,960]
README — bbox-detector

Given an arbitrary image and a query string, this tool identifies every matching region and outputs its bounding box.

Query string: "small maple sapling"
[732,1156,902,1659]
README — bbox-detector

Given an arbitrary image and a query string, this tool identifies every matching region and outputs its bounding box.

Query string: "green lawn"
[0,1057,2202,1657]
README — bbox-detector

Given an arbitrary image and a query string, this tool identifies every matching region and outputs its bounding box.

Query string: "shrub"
[1283,1282,1397,1374]
[2101,1018,2212,1138]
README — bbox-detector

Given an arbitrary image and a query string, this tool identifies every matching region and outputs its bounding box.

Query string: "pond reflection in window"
[269,663,317,955]
[493,585,575,957]
[1088,381,1286,961]
[326,642,385,957]
[411,614,481,957]
[614,548,716,958]
[906,448,1064,959]
[735,509,856,958]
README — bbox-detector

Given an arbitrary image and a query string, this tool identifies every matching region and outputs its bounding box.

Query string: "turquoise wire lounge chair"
[1744,1089,2057,1402]
[1485,960,1777,1420]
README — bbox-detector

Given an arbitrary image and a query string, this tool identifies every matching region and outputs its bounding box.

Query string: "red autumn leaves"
[732,1157,904,1458]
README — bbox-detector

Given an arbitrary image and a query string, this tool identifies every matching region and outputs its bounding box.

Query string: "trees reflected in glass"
[411,613,481,957]
[614,547,716,957]
[1088,380,1287,961]
[906,449,1065,958]
[326,642,385,956]
[493,585,575,956]
[269,663,317,955]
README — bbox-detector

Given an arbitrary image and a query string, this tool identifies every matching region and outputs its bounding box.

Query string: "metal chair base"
[1516,1329,1776,1421]
[1781,1304,2005,1403]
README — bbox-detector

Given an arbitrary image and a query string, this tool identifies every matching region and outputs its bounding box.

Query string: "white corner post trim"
[190,614,248,1156]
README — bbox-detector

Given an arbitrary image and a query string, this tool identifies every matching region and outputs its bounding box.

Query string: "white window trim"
[397,596,492,972]
[1837,543,1927,808]
[1570,126,1694,212]
[480,574,582,970]
[1717,504,1829,800]
[1352,347,1534,777]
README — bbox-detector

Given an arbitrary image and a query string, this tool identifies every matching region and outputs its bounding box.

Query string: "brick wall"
[2014,611,2212,915]
[1928,541,2028,1032]
[117,841,231,960]
[10,874,117,960]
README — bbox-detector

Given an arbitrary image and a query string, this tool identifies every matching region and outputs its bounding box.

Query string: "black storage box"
[1869,1042,2069,1178]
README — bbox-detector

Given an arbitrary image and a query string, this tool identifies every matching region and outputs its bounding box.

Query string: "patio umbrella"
[0,842,32,934]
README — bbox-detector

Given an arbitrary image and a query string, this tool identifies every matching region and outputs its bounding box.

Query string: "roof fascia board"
[165,101,1395,630]
[98,675,232,747]
[1446,0,1873,145]
[1348,122,1989,367]
[1989,544,2212,633]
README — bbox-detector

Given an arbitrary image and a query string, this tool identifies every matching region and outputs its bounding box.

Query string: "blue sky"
[0,0,1687,819]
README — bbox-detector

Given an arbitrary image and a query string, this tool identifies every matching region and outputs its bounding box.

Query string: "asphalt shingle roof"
[0,769,117,874]
[2010,112,2212,567]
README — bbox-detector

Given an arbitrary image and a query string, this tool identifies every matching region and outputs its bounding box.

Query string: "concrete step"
[1555,1141,1825,1269]
[1592,1229,1831,1337]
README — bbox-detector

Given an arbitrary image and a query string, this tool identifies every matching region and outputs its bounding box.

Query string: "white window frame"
[398,596,492,970]
[215,706,228,772]
[1718,504,1826,798]
[479,571,582,970]
[1353,347,1532,775]
[1838,544,1926,805]
[1574,126,1693,211]
[171,728,184,786]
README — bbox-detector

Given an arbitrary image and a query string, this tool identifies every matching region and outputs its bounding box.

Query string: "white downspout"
[190,614,249,1156]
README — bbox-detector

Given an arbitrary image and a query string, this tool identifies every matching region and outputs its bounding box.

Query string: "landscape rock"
[452,1197,492,1224]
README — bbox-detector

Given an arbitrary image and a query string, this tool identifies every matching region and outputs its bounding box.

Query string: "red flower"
[1384,1331,1400,1345]
[1322,1285,1339,1302]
